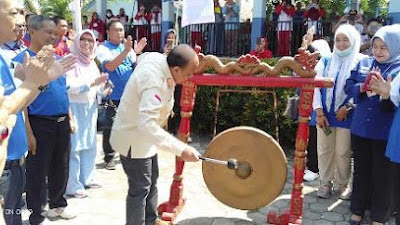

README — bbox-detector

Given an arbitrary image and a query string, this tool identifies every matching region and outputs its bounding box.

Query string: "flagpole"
[72,0,82,32]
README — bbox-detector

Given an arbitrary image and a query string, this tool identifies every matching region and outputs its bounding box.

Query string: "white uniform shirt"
[110,52,187,158]
[150,12,161,34]
[278,11,293,31]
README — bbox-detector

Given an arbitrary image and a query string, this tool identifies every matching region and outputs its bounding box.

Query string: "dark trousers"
[121,152,159,225]
[0,163,25,225]
[393,162,400,225]
[306,126,318,173]
[292,23,305,56]
[26,116,70,225]
[103,100,119,163]
[168,85,182,135]
[350,135,393,223]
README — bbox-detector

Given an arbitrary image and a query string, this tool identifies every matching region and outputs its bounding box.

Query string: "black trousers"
[306,126,318,173]
[121,152,159,225]
[392,162,400,225]
[103,100,119,163]
[350,135,393,223]
[26,116,70,225]
[168,85,182,135]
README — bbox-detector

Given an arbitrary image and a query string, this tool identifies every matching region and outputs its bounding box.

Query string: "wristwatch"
[38,84,49,92]
[345,102,354,112]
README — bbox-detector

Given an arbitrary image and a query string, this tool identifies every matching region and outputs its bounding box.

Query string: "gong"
[202,126,287,210]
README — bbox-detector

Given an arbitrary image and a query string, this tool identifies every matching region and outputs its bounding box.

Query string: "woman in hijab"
[89,12,105,41]
[313,24,366,200]
[65,30,111,198]
[345,24,400,225]
[105,9,116,27]
[163,29,177,55]
[250,37,273,59]
[369,25,400,225]
[369,35,400,225]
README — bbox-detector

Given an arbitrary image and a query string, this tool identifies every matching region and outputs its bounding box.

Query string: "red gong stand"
[157,48,334,225]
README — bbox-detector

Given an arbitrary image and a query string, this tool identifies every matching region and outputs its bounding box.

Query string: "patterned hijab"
[70,29,97,65]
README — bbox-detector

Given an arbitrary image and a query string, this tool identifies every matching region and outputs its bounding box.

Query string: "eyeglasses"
[80,37,94,44]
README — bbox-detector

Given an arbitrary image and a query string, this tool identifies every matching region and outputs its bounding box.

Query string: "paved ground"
[20,134,396,225]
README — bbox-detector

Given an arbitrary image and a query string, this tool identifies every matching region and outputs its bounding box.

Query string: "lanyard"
[371,60,399,78]
[3,43,19,53]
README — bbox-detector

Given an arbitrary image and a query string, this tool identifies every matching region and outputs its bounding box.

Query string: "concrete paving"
[20,134,396,225]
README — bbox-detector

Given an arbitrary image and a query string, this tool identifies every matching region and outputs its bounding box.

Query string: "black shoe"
[105,160,116,170]
[350,218,361,225]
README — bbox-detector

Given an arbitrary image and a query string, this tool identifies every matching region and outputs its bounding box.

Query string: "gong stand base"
[267,210,301,225]
[158,198,185,223]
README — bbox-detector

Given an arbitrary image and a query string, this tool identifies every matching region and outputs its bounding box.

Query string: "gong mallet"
[199,156,238,170]
[199,156,253,179]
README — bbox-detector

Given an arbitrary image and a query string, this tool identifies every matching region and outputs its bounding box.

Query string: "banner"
[181,0,215,28]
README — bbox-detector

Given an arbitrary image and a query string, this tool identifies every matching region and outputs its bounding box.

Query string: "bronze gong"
[202,126,288,210]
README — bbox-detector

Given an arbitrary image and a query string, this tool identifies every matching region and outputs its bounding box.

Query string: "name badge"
[359,66,370,74]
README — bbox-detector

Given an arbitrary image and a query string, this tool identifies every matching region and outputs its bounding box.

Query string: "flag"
[181,0,215,27]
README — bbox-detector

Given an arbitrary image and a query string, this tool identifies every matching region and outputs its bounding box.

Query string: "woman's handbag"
[283,94,299,121]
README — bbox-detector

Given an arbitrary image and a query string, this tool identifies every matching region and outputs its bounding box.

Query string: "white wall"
[388,0,400,13]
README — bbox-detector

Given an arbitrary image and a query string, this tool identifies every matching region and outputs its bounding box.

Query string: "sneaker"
[339,185,352,200]
[46,207,77,220]
[104,160,116,170]
[303,170,319,182]
[317,184,332,199]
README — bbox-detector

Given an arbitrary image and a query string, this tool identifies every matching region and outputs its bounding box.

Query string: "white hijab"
[326,24,363,112]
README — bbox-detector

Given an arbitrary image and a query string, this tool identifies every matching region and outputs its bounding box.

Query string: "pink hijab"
[70,29,97,64]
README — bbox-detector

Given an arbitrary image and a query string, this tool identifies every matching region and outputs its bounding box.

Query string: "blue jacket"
[344,57,400,140]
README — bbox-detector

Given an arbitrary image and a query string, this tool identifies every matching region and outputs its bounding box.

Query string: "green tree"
[23,0,40,14]
[39,0,72,21]
[359,0,388,19]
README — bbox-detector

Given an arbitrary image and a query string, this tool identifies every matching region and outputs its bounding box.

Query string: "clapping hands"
[369,70,392,99]
[134,37,147,54]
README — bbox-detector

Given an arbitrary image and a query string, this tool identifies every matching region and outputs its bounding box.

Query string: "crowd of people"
[0,0,199,225]
[0,0,400,225]
[295,18,400,225]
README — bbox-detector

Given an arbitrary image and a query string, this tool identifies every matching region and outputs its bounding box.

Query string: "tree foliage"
[23,0,40,14]
[39,0,72,21]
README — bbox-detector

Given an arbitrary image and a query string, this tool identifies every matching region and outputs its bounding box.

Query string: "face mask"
[334,46,352,57]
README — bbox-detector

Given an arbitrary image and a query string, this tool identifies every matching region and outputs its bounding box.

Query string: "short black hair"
[167,44,197,68]
[52,16,66,25]
[106,20,122,31]
[367,18,382,26]
[28,15,55,31]
[25,12,36,23]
